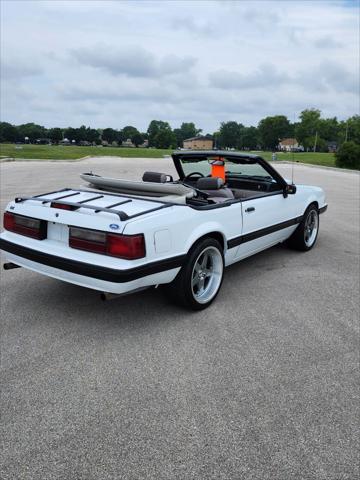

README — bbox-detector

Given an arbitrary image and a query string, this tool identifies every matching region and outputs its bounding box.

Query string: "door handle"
[245,207,255,213]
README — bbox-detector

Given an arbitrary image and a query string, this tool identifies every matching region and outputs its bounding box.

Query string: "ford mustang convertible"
[0,151,327,310]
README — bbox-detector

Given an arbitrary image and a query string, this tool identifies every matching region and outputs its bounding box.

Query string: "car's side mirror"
[286,184,297,195]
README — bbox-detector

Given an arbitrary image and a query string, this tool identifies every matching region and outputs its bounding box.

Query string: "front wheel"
[288,205,319,251]
[166,238,224,310]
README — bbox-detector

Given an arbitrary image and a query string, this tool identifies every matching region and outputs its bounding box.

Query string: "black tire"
[287,204,319,251]
[166,238,224,310]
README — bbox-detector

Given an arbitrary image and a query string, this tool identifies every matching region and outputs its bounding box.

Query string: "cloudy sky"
[0,0,359,133]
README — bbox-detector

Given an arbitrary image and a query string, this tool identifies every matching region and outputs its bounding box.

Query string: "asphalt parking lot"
[1,157,359,480]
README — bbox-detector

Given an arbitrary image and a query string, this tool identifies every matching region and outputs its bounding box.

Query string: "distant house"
[59,138,71,145]
[183,136,213,150]
[278,138,304,152]
[122,138,135,147]
[102,140,119,147]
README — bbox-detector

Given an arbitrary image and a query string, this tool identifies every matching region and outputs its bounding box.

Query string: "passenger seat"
[197,177,234,203]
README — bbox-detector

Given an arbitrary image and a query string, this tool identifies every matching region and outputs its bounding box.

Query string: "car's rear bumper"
[0,238,184,294]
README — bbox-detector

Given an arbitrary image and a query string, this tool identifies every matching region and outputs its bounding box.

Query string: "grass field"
[0,144,172,160]
[0,143,337,168]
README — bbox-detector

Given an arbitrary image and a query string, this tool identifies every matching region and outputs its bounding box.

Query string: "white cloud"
[0,0,358,132]
[1,60,42,80]
[209,61,357,95]
[209,64,290,90]
[313,35,344,49]
[70,45,196,78]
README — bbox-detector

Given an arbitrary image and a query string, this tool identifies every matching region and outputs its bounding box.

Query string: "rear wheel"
[167,238,224,310]
[288,204,319,251]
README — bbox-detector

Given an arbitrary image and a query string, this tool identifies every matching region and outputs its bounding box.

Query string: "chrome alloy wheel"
[304,209,319,247]
[191,246,223,304]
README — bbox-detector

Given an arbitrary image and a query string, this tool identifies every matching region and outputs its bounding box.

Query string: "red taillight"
[69,227,145,260]
[51,202,77,211]
[107,233,145,260]
[69,227,107,254]
[3,212,47,240]
[3,212,15,231]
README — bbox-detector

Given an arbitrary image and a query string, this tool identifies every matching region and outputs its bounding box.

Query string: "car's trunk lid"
[12,188,171,235]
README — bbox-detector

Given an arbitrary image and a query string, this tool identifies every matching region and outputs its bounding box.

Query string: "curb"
[0,157,86,163]
[0,157,15,163]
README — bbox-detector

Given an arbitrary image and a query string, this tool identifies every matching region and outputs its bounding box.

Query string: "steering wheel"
[184,172,205,181]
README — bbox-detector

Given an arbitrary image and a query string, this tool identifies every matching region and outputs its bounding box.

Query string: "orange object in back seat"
[211,162,225,181]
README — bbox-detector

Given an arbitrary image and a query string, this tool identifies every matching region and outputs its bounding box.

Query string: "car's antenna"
[291,112,296,185]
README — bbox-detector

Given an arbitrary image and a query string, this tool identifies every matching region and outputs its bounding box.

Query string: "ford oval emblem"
[109,223,120,230]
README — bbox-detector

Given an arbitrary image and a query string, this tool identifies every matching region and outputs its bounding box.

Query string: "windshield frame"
[172,151,288,191]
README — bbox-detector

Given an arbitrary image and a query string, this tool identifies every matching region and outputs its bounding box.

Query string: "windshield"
[180,157,276,182]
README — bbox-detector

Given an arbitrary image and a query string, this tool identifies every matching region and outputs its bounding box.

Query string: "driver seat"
[197,177,234,203]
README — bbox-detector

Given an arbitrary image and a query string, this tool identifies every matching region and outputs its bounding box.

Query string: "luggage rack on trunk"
[14,188,173,221]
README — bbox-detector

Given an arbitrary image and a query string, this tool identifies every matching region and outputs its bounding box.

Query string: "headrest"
[197,177,224,190]
[142,171,167,183]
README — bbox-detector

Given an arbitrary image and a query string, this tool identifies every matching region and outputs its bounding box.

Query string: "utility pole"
[345,122,349,142]
[313,131,318,152]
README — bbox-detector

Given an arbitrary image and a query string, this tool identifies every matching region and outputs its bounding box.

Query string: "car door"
[234,191,299,260]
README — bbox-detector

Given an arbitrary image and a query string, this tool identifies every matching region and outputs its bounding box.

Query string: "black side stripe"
[227,216,303,249]
[0,239,186,283]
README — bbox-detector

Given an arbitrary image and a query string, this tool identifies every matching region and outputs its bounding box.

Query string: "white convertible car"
[0,151,327,310]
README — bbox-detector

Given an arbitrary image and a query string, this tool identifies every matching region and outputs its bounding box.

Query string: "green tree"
[307,135,328,152]
[48,128,63,144]
[239,126,259,150]
[0,122,18,142]
[173,122,202,148]
[147,120,173,147]
[339,116,360,145]
[64,127,80,142]
[318,117,339,142]
[85,127,99,143]
[17,123,47,143]
[76,125,87,142]
[218,121,243,149]
[258,115,291,150]
[335,141,360,169]
[153,129,176,149]
[102,128,119,144]
[295,109,321,148]
[131,132,144,147]
[121,125,140,141]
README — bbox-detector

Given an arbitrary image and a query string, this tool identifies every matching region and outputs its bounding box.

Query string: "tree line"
[0,120,202,149]
[216,110,359,151]
[0,110,359,151]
